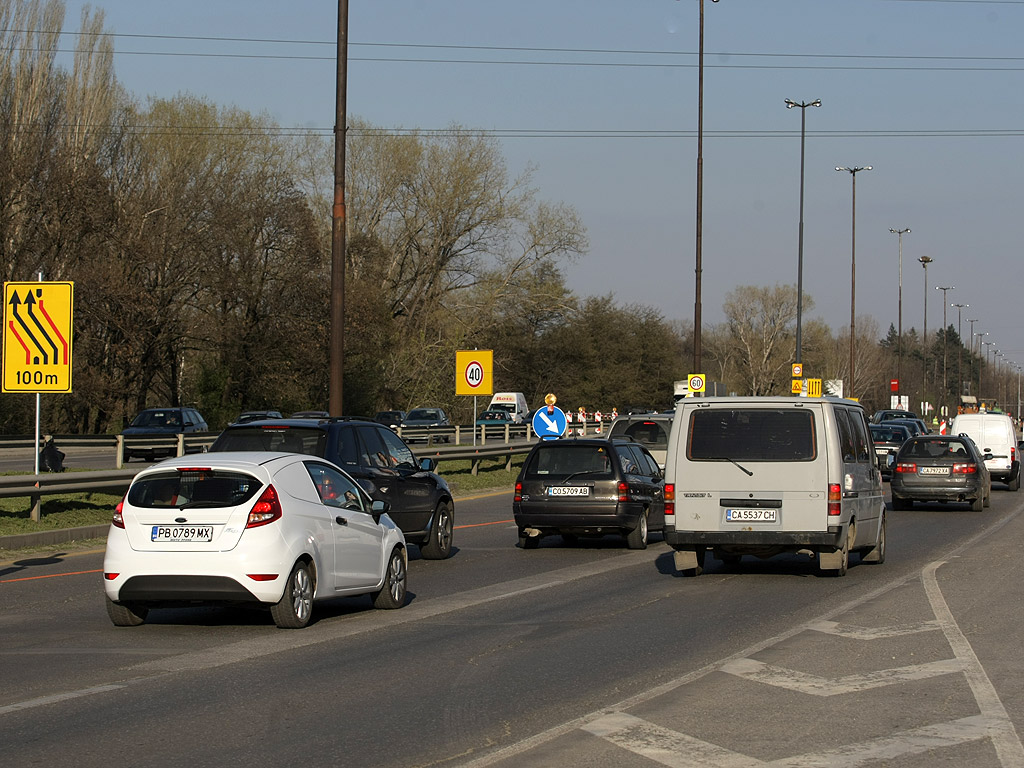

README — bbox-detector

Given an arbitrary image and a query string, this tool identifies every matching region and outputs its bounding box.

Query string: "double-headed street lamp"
[786,98,821,366]
[836,166,872,398]
[951,303,968,400]
[889,227,910,395]
[693,0,720,374]
[918,256,933,386]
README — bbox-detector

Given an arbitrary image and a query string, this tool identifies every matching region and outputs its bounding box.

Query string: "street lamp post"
[890,227,910,396]
[983,340,995,403]
[786,98,821,366]
[935,285,954,398]
[693,0,721,374]
[975,331,988,397]
[918,256,933,388]
[836,166,872,398]
[951,303,968,402]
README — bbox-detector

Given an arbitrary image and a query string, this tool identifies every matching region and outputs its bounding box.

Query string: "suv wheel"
[420,501,453,560]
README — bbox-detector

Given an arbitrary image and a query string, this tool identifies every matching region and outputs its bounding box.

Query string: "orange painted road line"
[1,568,102,584]
[456,519,514,529]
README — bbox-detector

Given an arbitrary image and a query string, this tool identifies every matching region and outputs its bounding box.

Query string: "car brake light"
[246,484,283,528]
[514,481,522,503]
[952,463,977,474]
[617,481,629,503]
[828,483,842,517]
[246,574,280,581]
[112,495,126,528]
[896,462,917,473]
[664,482,675,516]
[104,573,119,580]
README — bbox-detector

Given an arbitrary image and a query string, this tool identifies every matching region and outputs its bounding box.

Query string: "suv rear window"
[128,469,262,508]
[210,426,327,456]
[688,409,816,462]
[524,444,614,479]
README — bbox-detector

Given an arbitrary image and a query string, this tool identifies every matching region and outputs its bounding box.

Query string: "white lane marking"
[808,619,940,639]
[0,549,655,714]
[924,560,1024,766]
[583,712,762,768]
[0,684,125,716]
[583,711,996,768]
[720,657,964,696]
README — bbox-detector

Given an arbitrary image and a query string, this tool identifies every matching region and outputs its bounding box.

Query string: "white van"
[949,412,1020,490]
[664,396,886,576]
[488,392,529,423]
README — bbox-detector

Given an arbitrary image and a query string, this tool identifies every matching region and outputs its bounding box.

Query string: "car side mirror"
[371,499,389,523]
[419,457,436,472]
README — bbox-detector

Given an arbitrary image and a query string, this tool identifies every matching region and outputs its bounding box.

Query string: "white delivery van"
[488,392,529,423]
[664,396,886,576]
[950,412,1020,490]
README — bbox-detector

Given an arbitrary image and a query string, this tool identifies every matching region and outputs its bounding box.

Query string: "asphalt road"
[3,487,1024,767]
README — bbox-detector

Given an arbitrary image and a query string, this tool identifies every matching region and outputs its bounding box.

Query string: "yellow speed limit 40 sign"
[3,281,73,393]
[455,349,493,396]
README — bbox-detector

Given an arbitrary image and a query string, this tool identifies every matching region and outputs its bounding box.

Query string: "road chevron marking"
[719,657,965,696]
[808,619,941,639]
[582,711,996,768]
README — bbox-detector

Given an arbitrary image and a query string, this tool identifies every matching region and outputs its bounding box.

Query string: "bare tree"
[723,284,806,396]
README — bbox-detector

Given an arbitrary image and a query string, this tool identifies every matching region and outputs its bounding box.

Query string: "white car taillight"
[112,495,126,529]
[246,484,283,528]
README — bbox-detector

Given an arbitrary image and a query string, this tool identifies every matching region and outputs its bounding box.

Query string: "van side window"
[835,408,856,463]
[849,410,871,462]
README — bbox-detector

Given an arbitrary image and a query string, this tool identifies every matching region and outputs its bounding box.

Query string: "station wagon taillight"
[617,481,630,502]
[514,481,522,503]
[246,484,283,528]
[664,483,675,517]
[896,462,917,473]
[828,483,842,517]
[952,463,978,474]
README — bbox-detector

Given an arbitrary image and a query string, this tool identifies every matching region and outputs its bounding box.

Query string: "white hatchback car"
[103,452,408,628]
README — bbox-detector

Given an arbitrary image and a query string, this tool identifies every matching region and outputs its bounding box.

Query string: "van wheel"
[626,510,649,550]
[1008,473,1020,492]
[822,526,851,576]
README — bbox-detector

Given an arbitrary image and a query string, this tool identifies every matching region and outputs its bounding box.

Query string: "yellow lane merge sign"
[3,281,73,393]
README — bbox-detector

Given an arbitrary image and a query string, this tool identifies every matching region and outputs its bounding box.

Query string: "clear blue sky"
[59,0,1024,367]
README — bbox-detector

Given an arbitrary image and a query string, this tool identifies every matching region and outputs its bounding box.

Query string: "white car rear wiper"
[707,456,754,476]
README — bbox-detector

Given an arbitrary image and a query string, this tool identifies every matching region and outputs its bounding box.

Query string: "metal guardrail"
[0,440,537,509]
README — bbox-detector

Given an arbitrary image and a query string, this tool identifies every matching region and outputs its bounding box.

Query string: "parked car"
[402,407,452,443]
[208,418,455,558]
[121,407,209,462]
[950,411,1020,490]
[514,437,666,550]
[233,410,283,424]
[890,435,991,511]
[663,396,886,577]
[374,410,407,430]
[102,452,408,628]
[871,409,919,424]
[607,414,673,470]
[869,423,913,479]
